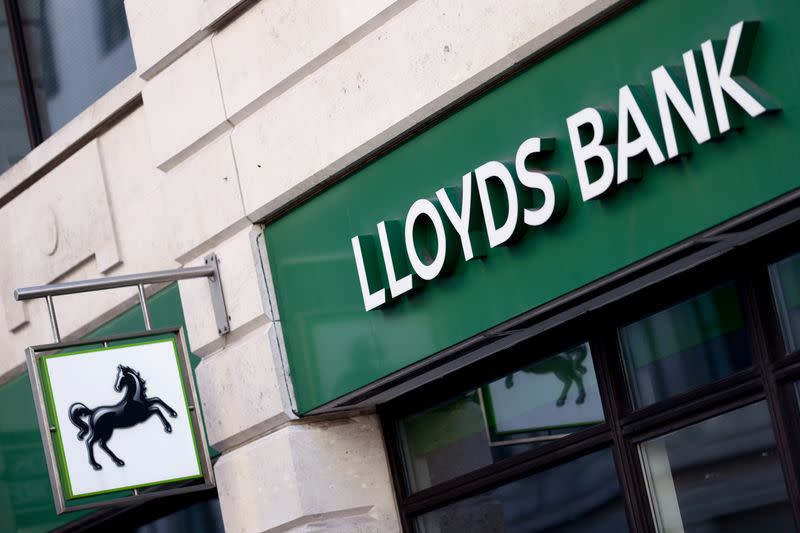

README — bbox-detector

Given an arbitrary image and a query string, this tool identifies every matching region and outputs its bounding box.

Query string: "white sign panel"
[42,338,202,498]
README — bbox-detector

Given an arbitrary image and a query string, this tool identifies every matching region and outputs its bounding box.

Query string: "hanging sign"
[26,328,214,513]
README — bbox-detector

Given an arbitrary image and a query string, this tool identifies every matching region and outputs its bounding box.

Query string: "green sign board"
[264,0,800,414]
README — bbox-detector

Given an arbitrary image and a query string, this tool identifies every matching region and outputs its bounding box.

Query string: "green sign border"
[39,336,203,500]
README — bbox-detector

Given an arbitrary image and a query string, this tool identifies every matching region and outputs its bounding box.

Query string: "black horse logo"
[68,365,178,470]
[504,345,589,406]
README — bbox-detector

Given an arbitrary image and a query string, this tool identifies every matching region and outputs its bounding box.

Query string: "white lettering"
[567,107,616,201]
[351,235,386,311]
[652,50,712,158]
[617,85,666,183]
[516,137,564,226]
[405,199,450,281]
[702,21,776,134]
[475,161,520,247]
[436,172,485,261]
[377,221,414,298]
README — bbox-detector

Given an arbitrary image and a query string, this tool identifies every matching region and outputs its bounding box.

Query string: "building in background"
[1,0,800,531]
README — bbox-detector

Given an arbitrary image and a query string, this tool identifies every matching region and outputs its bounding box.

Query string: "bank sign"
[264,0,800,413]
[27,330,213,512]
[352,20,776,311]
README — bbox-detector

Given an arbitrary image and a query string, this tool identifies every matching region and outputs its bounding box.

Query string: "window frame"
[3,0,45,147]
[380,211,800,532]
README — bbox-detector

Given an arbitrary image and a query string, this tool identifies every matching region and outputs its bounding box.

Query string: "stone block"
[232,0,613,222]
[0,140,121,333]
[142,37,229,169]
[200,0,250,28]
[213,0,400,121]
[195,325,290,451]
[97,107,179,273]
[214,416,400,532]
[0,297,52,384]
[156,133,247,261]
[178,226,266,356]
[124,0,206,79]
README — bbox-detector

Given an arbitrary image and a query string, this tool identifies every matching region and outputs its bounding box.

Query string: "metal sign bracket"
[204,253,230,336]
[15,253,230,341]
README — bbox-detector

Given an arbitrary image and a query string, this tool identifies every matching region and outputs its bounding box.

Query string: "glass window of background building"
[383,238,800,532]
[0,0,134,173]
[0,6,30,173]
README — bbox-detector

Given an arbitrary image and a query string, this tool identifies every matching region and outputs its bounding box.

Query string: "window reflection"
[769,251,800,353]
[414,448,628,533]
[398,343,604,492]
[640,401,792,532]
[619,283,751,408]
[482,343,603,455]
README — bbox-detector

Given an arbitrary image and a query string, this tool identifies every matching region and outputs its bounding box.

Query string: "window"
[0,0,135,173]
[397,343,604,492]
[0,7,31,171]
[770,251,800,353]
[415,449,627,533]
[640,401,793,531]
[382,225,800,532]
[619,282,750,408]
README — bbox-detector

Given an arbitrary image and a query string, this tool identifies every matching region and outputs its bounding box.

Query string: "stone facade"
[0,1,623,530]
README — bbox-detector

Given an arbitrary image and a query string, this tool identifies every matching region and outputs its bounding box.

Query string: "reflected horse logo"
[68,365,178,470]
[505,345,589,406]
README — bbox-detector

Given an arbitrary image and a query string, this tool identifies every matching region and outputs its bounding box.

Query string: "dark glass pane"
[414,448,628,533]
[770,251,800,353]
[19,0,135,136]
[0,8,31,172]
[134,495,224,532]
[619,283,750,408]
[640,401,792,532]
[398,343,604,492]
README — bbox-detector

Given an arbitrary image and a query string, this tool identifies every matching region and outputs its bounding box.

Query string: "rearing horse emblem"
[68,365,178,471]
[504,345,589,406]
